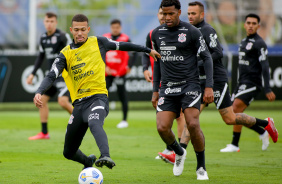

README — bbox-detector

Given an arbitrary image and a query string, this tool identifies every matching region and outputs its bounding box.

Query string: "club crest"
[246,42,253,50]
[178,33,186,43]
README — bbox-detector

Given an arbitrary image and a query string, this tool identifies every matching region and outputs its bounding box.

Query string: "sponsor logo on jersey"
[158,97,165,106]
[78,88,91,94]
[167,81,186,87]
[51,36,57,44]
[161,55,184,62]
[185,91,199,99]
[77,56,82,61]
[165,87,181,94]
[68,114,74,124]
[179,27,188,31]
[71,63,86,70]
[159,37,165,39]
[47,39,50,44]
[209,34,218,48]
[159,27,168,31]
[178,33,186,43]
[246,42,253,50]
[88,113,99,121]
[74,70,94,81]
[160,46,176,50]
[161,41,166,46]
[239,60,249,65]
[197,36,206,56]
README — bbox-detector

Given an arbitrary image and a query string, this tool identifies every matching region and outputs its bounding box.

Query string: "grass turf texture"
[0,105,281,183]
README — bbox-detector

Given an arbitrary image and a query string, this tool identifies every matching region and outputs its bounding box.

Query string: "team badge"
[178,33,186,43]
[51,36,57,44]
[246,42,253,50]
[158,97,165,106]
[68,114,74,124]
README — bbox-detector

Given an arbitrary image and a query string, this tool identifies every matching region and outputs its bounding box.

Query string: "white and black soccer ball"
[78,167,103,184]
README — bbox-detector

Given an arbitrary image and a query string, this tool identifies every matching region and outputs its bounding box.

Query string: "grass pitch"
[0,104,282,183]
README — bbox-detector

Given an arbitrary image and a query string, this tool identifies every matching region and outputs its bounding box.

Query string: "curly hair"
[161,0,181,10]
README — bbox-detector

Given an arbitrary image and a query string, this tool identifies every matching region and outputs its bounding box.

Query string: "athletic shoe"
[95,156,116,169]
[158,151,175,165]
[83,154,97,169]
[155,149,172,159]
[264,118,278,143]
[220,144,240,152]
[196,167,209,180]
[116,120,128,128]
[28,132,50,140]
[173,148,187,176]
[259,130,269,151]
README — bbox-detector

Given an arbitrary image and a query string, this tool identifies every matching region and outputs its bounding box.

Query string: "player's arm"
[126,38,138,74]
[194,30,214,103]
[204,28,223,61]
[33,54,67,108]
[26,39,45,84]
[151,36,160,109]
[258,43,275,101]
[142,32,152,82]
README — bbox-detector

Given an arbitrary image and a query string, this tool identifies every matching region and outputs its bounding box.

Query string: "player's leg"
[84,95,115,169]
[176,111,185,143]
[57,86,73,114]
[29,94,50,140]
[116,76,129,128]
[63,107,95,169]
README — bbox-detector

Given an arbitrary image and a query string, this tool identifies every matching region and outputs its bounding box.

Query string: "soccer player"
[151,0,214,179]
[142,6,185,161]
[26,12,73,140]
[33,14,160,170]
[103,19,136,128]
[220,13,276,152]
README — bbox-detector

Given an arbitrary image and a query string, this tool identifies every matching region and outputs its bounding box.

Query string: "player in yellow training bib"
[33,14,161,170]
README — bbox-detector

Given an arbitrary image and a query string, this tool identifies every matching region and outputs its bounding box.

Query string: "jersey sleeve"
[31,38,45,75]
[36,53,67,95]
[203,27,223,61]
[142,32,152,72]
[258,42,271,93]
[151,31,161,92]
[193,29,213,88]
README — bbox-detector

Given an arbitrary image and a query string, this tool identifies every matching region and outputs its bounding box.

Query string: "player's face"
[157,8,165,25]
[162,6,181,27]
[110,23,122,36]
[187,5,204,25]
[44,16,57,34]
[70,21,90,44]
[244,17,260,36]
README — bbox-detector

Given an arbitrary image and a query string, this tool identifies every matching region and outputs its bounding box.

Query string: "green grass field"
[0,102,282,183]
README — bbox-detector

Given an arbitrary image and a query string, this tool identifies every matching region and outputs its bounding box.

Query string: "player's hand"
[151,92,159,109]
[105,66,112,76]
[149,50,161,61]
[33,93,43,108]
[26,74,34,85]
[203,87,214,104]
[266,91,276,102]
[143,70,152,82]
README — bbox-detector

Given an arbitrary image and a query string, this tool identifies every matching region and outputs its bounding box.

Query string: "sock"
[70,149,92,168]
[180,143,187,149]
[255,118,268,128]
[231,132,241,147]
[178,138,181,143]
[41,122,47,134]
[195,150,206,170]
[168,140,184,155]
[166,145,173,151]
[250,124,265,135]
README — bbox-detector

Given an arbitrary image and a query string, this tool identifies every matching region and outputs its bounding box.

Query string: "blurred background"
[0,0,281,103]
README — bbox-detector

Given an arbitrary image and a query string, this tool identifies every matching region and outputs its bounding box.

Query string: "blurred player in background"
[33,14,160,170]
[26,12,73,140]
[220,13,276,152]
[103,19,137,128]
[142,5,185,161]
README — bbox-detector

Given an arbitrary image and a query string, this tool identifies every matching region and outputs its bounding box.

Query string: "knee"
[223,116,235,125]
[157,122,169,134]
[58,98,69,108]
[186,121,198,132]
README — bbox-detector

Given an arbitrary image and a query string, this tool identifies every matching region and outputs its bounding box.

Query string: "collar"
[194,20,205,28]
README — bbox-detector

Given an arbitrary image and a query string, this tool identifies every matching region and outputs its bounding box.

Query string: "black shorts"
[44,77,70,98]
[157,83,201,118]
[231,83,261,106]
[213,82,232,109]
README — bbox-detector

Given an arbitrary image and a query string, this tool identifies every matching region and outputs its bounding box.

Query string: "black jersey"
[31,29,71,75]
[151,21,213,92]
[238,33,271,93]
[195,20,228,83]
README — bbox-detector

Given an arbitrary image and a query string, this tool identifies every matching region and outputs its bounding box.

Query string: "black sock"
[250,124,265,135]
[70,149,92,168]
[195,150,206,170]
[231,132,241,147]
[168,140,184,155]
[255,118,268,128]
[180,143,187,149]
[41,122,47,134]
[166,145,173,151]
[178,138,181,143]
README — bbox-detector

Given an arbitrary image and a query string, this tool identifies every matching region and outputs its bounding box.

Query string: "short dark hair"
[72,14,89,25]
[45,12,57,19]
[245,13,260,23]
[161,0,181,10]
[110,19,121,25]
[188,1,204,12]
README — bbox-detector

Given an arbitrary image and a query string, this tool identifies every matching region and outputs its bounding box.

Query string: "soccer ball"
[78,167,103,184]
